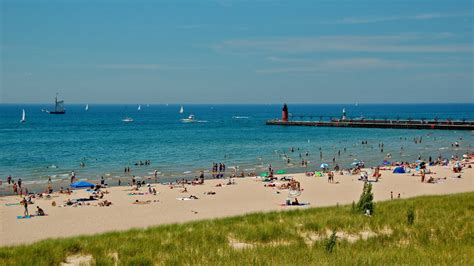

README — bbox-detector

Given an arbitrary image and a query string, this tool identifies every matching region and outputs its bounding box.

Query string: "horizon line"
[1,102,473,105]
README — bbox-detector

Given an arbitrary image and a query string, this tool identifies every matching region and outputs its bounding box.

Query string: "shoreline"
[1,162,473,247]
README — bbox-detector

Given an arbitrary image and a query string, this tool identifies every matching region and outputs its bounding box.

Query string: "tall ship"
[49,93,66,114]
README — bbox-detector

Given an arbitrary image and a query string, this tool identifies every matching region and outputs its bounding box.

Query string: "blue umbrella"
[320,163,329,169]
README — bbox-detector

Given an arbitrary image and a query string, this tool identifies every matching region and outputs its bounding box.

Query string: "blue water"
[1,104,473,185]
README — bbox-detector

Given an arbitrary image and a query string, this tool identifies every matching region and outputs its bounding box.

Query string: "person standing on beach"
[21,197,29,217]
[7,175,12,184]
[199,171,205,184]
[70,171,76,184]
[13,182,18,194]
[18,178,22,189]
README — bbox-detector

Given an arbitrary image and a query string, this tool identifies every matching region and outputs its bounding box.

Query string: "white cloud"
[331,12,472,24]
[216,34,473,54]
[256,58,454,74]
[95,64,213,70]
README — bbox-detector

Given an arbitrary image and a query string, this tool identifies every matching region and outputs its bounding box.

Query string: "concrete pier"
[266,119,474,130]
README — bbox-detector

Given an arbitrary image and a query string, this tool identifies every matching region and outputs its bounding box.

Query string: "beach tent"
[393,167,406,174]
[320,163,329,169]
[259,172,269,177]
[70,181,94,188]
[276,170,286,174]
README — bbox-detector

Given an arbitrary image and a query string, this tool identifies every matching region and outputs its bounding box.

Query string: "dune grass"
[1,192,473,265]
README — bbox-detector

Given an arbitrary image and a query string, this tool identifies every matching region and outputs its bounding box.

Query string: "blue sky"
[1,0,473,103]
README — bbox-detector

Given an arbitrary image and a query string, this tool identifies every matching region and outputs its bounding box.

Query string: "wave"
[232,116,250,119]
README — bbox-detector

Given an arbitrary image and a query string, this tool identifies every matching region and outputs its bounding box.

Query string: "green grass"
[1,193,473,265]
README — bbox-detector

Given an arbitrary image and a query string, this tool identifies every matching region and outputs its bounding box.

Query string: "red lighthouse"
[282,104,288,122]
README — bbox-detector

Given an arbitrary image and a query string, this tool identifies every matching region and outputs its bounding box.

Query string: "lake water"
[1,103,473,186]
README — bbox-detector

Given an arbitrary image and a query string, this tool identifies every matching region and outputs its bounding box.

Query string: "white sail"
[85,104,89,111]
[20,109,26,123]
[179,106,184,114]
[138,105,141,111]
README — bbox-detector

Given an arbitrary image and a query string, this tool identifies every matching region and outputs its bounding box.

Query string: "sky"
[1,0,473,104]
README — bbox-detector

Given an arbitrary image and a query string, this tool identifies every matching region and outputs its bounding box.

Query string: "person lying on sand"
[98,200,112,207]
[426,176,447,184]
[132,199,158,205]
[204,191,216,195]
[181,187,188,193]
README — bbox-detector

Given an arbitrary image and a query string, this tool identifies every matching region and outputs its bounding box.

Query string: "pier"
[266,104,474,131]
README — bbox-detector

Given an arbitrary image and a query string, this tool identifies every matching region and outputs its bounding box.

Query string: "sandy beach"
[1,164,473,247]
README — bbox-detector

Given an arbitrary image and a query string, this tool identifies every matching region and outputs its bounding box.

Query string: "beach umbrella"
[276,169,286,174]
[393,167,406,174]
[320,163,329,169]
[70,181,94,188]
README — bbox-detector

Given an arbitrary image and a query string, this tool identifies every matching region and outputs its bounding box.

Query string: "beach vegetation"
[356,182,375,215]
[0,193,473,265]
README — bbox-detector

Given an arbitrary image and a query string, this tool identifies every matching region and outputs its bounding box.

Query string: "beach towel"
[127,192,150,196]
[279,203,310,207]
[176,197,197,201]
[16,215,47,219]
[17,215,32,219]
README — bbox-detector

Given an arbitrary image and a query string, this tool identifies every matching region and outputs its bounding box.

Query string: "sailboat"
[20,109,26,123]
[49,93,66,114]
[85,104,89,111]
[138,105,141,111]
[179,105,184,114]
